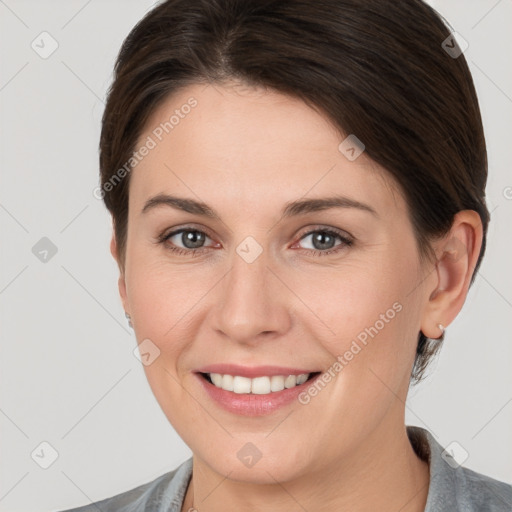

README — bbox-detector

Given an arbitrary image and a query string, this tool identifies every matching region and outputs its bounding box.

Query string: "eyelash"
[157,226,353,258]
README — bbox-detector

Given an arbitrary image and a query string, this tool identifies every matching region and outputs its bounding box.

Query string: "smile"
[195,366,322,416]
[202,372,316,394]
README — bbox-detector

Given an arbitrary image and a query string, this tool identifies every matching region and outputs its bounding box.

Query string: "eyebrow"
[141,194,378,219]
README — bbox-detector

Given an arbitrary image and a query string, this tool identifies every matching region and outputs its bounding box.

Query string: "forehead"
[130,82,403,217]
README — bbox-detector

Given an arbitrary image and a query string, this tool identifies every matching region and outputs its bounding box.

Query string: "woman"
[62,0,512,510]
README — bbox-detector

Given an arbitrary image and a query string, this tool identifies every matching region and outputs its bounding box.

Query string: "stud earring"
[125,312,133,329]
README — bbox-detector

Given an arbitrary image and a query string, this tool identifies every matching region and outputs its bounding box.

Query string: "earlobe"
[421,210,483,339]
[110,232,117,260]
[118,274,128,314]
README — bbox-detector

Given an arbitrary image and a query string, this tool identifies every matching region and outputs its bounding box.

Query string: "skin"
[110,81,483,512]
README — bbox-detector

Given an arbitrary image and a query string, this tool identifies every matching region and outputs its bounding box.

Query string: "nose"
[211,246,292,345]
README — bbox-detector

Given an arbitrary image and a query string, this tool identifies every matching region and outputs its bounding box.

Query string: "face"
[118,81,430,483]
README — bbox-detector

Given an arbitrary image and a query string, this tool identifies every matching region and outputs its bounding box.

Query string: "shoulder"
[56,458,192,512]
[407,426,512,512]
[451,465,512,511]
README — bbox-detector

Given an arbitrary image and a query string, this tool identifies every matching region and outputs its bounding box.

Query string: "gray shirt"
[59,426,512,511]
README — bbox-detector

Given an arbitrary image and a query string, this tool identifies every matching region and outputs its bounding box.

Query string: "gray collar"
[407,426,512,511]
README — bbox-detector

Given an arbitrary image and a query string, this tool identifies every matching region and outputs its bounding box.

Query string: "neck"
[182,417,429,512]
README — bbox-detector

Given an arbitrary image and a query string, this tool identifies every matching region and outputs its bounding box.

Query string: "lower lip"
[195,373,320,416]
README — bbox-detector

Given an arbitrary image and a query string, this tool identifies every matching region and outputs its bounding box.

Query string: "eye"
[158,227,216,256]
[157,226,353,258]
[293,227,353,256]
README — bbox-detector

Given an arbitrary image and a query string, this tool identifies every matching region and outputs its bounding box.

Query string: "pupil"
[313,232,335,250]
[183,231,205,249]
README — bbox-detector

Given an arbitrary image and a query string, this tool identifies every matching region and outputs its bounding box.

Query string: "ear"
[420,210,483,339]
[110,232,128,314]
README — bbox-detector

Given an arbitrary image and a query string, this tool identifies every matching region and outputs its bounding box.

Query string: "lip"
[195,364,317,378]
[194,370,321,416]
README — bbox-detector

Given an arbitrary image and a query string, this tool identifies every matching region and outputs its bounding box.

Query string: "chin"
[194,439,311,484]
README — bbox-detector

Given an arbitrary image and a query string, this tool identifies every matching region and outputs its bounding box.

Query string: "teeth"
[233,376,251,394]
[210,373,223,388]
[270,375,285,392]
[207,373,311,394]
[296,374,308,385]
[284,375,296,388]
[222,374,234,391]
[251,376,271,394]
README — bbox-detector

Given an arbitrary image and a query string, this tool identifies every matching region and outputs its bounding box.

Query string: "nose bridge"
[213,239,290,342]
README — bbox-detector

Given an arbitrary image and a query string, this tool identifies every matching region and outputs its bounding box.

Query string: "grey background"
[0,0,511,510]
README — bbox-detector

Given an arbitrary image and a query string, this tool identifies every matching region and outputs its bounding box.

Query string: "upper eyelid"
[299,225,352,238]
[161,224,215,242]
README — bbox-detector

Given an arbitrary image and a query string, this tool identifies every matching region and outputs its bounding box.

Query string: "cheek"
[294,258,414,347]
[126,247,211,335]
[281,263,419,455]
[125,258,213,439]
[292,250,421,397]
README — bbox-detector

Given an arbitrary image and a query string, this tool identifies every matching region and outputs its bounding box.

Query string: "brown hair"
[99,0,489,383]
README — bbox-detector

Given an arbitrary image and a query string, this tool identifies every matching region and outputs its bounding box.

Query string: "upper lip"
[195,364,318,378]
